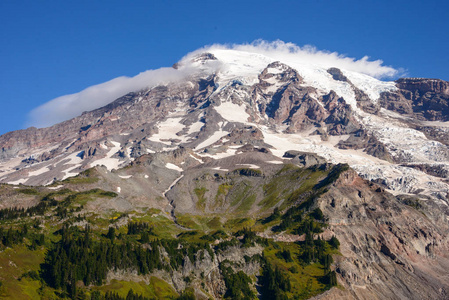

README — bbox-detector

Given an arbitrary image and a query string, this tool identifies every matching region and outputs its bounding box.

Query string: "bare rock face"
[321,91,361,135]
[378,89,414,115]
[225,126,265,146]
[379,78,449,121]
[327,68,349,82]
[396,78,449,95]
[258,62,325,130]
[316,169,449,300]
[283,151,326,167]
[337,129,394,162]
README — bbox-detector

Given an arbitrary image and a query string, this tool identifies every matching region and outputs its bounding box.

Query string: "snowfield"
[148,117,186,145]
[165,163,183,172]
[90,141,122,171]
[214,101,250,124]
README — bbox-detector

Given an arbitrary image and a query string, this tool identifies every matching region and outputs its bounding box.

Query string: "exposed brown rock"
[379,78,449,121]
[337,129,394,162]
[317,169,449,300]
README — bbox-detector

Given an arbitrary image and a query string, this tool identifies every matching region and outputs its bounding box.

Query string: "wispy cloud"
[27,40,400,128]
[243,40,399,78]
[186,40,399,78]
[27,67,203,128]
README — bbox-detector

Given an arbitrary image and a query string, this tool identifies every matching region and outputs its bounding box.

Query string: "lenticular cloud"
[195,40,398,79]
[27,40,399,128]
[27,67,192,128]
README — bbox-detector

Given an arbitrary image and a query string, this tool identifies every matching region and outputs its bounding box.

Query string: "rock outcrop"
[379,78,449,121]
[316,169,449,300]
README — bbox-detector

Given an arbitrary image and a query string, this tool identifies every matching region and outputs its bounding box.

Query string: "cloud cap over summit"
[27,40,400,128]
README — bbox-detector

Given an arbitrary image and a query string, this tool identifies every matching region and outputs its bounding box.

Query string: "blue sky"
[0,0,448,135]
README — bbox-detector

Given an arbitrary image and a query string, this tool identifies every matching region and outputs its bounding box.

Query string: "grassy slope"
[0,246,46,299]
[0,163,344,299]
[93,277,177,299]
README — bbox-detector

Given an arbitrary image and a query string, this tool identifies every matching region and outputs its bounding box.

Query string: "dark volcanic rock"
[416,125,449,146]
[327,67,349,82]
[337,129,394,162]
[379,78,449,121]
[283,150,326,167]
[321,91,361,135]
[401,163,449,179]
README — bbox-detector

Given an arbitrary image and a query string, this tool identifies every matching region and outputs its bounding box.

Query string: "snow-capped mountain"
[2,44,449,299]
[1,47,449,211]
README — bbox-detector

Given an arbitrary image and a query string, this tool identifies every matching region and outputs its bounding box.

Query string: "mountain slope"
[1,50,448,204]
[1,46,449,299]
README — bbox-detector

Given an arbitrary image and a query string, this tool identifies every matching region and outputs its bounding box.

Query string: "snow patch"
[187,120,205,135]
[195,128,229,150]
[7,178,27,185]
[236,164,260,169]
[91,141,122,171]
[267,67,284,74]
[165,163,183,172]
[214,101,250,123]
[148,117,187,145]
[266,160,284,164]
[59,151,84,180]
[189,154,203,163]
[28,166,50,177]
[211,167,229,172]
[163,175,184,197]
[47,185,63,190]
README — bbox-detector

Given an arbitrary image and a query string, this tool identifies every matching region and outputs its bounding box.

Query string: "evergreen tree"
[220,262,255,300]
[328,235,340,249]
[106,227,116,242]
[90,290,102,300]
[329,270,337,286]
[259,262,291,300]
[140,231,150,244]
[322,254,333,274]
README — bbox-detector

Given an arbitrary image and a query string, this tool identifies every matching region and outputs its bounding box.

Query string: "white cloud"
[27,40,399,128]
[27,66,211,128]
[183,40,399,79]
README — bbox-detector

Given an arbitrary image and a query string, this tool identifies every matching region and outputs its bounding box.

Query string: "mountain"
[2,50,449,204]
[0,47,449,299]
